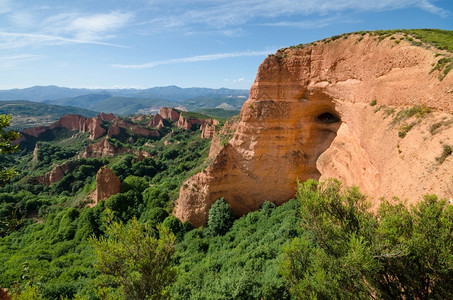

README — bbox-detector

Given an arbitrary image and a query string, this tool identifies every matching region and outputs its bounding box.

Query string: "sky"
[0,0,452,90]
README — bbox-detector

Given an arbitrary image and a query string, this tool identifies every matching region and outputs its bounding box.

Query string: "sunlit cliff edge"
[175,30,453,226]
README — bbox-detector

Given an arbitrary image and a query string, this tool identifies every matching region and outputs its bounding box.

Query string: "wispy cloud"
[0,32,129,49]
[111,50,274,69]
[0,10,134,49]
[145,0,449,29]
[0,54,42,69]
[48,11,134,40]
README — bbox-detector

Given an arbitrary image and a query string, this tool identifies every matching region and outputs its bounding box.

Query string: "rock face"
[200,123,216,139]
[21,114,107,141]
[148,114,165,129]
[208,116,239,158]
[21,126,47,138]
[175,33,453,227]
[176,115,219,131]
[80,138,151,158]
[160,107,180,122]
[93,166,121,203]
[36,163,71,185]
[85,117,107,140]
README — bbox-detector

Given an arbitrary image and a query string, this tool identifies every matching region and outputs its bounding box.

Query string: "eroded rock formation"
[148,113,165,129]
[200,123,216,139]
[160,107,180,122]
[175,33,453,227]
[36,163,71,185]
[176,115,219,131]
[92,166,121,203]
[80,138,151,158]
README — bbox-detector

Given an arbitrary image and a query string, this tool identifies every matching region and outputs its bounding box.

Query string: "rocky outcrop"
[177,115,219,131]
[175,32,453,227]
[85,117,106,140]
[80,138,151,158]
[200,123,216,139]
[21,126,47,138]
[50,114,87,132]
[208,116,239,158]
[36,163,71,185]
[129,126,160,137]
[160,107,180,122]
[92,166,121,203]
[21,114,107,141]
[107,124,121,137]
[148,114,165,129]
[99,112,115,122]
[81,139,126,158]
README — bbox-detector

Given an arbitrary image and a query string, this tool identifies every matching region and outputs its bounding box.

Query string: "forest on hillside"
[0,112,452,299]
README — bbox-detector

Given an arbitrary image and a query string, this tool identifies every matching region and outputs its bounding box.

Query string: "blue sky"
[0,0,452,90]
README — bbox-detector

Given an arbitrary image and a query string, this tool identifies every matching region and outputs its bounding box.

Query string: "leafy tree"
[121,175,149,193]
[90,212,176,300]
[281,179,453,299]
[0,114,20,185]
[207,197,236,236]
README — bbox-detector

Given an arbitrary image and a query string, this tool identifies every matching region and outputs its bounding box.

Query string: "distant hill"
[43,94,178,115]
[0,85,249,116]
[0,100,99,130]
[0,85,249,102]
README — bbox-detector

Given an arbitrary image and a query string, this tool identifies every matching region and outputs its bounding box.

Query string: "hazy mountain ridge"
[0,85,249,102]
[0,85,248,116]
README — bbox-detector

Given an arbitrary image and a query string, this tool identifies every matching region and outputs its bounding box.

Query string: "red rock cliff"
[175,33,453,227]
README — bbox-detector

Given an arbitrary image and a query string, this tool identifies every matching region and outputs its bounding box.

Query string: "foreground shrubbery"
[282,179,453,299]
[1,109,452,299]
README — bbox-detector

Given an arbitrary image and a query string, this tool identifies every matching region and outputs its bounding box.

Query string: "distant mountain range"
[0,85,248,116]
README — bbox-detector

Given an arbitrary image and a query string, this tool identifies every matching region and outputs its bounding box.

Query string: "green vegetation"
[91,214,175,299]
[195,108,240,119]
[436,144,452,164]
[431,56,453,80]
[282,179,453,299]
[429,118,453,135]
[0,114,20,185]
[370,99,377,106]
[392,105,431,125]
[179,111,211,120]
[398,121,417,138]
[172,199,301,299]
[206,198,235,236]
[1,110,453,299]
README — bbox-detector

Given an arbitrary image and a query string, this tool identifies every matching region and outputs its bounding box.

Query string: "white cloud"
[111,50,274,69]
[0,32,128,49]
[43,11,134,41]
[67,11,134,40]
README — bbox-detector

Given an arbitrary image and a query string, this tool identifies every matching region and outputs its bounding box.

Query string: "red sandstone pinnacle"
[93,166,121,203]
[175,33,453,227]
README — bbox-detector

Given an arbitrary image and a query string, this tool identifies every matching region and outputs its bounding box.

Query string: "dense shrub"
[281,179,453,299]
[207,198,236,236]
